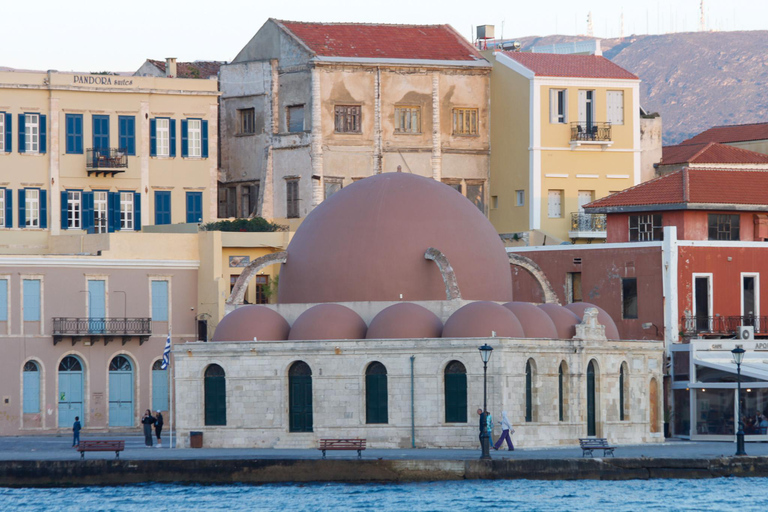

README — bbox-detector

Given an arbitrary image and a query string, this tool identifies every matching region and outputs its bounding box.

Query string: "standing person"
[477,408,485,450]
[141,409,155,447]
[486,410,494,446]
[72,416,81,448]
[155,410,164,448]
[493,411,515,451]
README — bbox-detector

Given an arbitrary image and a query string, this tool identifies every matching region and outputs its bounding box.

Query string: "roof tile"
[660,142,768,165]
[683,122,768,144]
[501,52,638,80]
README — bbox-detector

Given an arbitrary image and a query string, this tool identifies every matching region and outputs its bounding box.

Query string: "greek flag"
[161,334,171,370]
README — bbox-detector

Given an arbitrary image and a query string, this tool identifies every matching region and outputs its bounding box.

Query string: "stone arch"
[424,247,462,300]
[226,251,288,306]
[508,252,560,305]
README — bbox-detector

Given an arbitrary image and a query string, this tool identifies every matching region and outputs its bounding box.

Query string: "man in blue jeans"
[72,416,81,447]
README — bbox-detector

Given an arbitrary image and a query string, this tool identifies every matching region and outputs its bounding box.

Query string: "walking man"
[72,416,81,447]
[155,410,164,448]
[493,411,515,451]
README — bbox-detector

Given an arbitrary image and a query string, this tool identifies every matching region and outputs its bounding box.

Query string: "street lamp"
[478,343,494,460]
[732,346,747,456]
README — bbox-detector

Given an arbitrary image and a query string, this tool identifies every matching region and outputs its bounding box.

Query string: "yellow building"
[484,51,641,243]
[0,69,219,233]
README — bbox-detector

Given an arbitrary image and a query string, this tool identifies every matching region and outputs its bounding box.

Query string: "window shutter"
[5,113,12,152]
[202,120,209,158]
[107,192,118,233]
[549,90,557,123]
[39,115,47,154]
[180,119,188,158]
[39,189,47,229]
[18,189,26,228]
[18,114,25,153]
[5,189,12,228]
[83,191,94,234]
[169,119,176,158]
[149,118,157,157]
[134,192,141,231]
[61,191,68,230]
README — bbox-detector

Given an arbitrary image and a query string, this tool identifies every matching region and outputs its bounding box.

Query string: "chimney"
[165,58,177,78]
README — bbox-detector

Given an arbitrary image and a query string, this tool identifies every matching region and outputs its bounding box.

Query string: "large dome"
[443,301,525,338]
[288,304,368,341]
[503,302,558,339]
[277,173,513,303]
[366,303,443,339]
[212,305,290,342]
[538,304,581,340]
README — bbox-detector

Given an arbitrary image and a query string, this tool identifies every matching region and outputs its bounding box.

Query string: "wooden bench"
[77,440,125,460]
[318,438,366,459]
[579,438,616,458]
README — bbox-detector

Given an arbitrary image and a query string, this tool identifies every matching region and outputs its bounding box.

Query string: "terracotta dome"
[288,304,368,341]
[277,173,513,304]
[443,301,525,338]
[212,305,290,342]
[366,303,443,339]
[537,304,581,340]
[502,302,558,339]
[563,302,621,340]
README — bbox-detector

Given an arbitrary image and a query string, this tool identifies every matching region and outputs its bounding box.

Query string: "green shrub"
[201,218,286,232]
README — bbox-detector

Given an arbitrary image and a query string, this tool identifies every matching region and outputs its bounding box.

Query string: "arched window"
[204,364,226,426]
[108,355,134,427]
[23,361,40,414]
[444,361,467,423]
[525,359,537,422]
[650,377,660,433]
[289,361,313,432]
[365,362,388,424]
[58,355,84,428]
[619,362,629,421]
[558,361,568,422]
[152,360,169,412]
[587,360,597,436]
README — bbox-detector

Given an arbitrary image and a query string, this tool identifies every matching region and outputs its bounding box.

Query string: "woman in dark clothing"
[155,410,164,447]
[141,409,155,447]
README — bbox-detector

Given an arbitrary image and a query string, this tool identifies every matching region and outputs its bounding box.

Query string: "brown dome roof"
[212,305,290,342]
[537,304,581,339]
[563,302,621,340]
[288,304,368,341]
[366,303,443,339]
[277,173,513,304]
[443,301,525,338]
[503,302,558,338]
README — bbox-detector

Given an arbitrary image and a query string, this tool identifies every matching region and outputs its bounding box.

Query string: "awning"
[694,351,768,381]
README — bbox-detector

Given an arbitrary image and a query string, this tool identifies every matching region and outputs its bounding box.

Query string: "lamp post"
[479,344,494,460]
[732,346,747,456]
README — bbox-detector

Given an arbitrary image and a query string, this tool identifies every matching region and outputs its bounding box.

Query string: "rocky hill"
[516,31,768,144]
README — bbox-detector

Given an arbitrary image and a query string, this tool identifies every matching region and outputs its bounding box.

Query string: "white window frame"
[741,272,760,319]
[549,89,567,124]
[188,119,201,158]
[67,190,81,229]
[516,190,525,207]
[25,114,40,154]
[0,115,4,152]
[607,90,624,125]
[691,273,714,321]
[156,118,170,157]
[94,191,108,234]
[120,192,134,230]
[547,190,563,218]
[25,189,40,228]
[0,190,4,226]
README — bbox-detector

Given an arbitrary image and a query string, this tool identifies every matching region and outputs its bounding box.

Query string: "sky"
[4,0,768,72]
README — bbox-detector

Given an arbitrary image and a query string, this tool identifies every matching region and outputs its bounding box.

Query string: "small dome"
[537,304,581,339]
[502,302,558,339]
[443,301,525,338]
[366,303,443,339]
[563,302,621,340]
[212,305,289,342]
[288,304,367,341]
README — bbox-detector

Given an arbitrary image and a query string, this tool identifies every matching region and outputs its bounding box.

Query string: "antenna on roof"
[587,11,594,37]
[699,0,706,31]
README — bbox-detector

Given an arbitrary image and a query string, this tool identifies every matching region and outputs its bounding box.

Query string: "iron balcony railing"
[53,317,151,336]
[570,122,612,142]
[570,212,606,233]
[86,148,128,171]
[681,315,768,336]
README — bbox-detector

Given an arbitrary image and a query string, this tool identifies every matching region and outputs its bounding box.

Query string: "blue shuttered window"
[169,119,176,158]
[149,118,157,157]
[202,120,209,158]
[0,279,7,321]
[17,114,25,153]
[65,114,83,154]
[82,191,94,233]
[154,191,171,225]
[23,362,41,414]
[180,119,188,158]
[23,279,41,322]
[134,192,142,231]
[118,116,135,156]
[5,189,12,228]
[186,192,202,223]
[151,280,169,322]
[3,113,11,152]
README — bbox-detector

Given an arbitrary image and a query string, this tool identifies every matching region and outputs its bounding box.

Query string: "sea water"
[2,478,767,511]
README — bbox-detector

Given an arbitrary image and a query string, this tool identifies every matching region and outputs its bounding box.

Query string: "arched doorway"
[289,361,312,432]
[152,360,169,412]
[108,355,134,426]
[587,360,597,436]
[650,377,660,433]
[23,361,41,414]
[58,356,84,428]
[204,364,227,426]
[444,360,467,423]
[365,362,388,424]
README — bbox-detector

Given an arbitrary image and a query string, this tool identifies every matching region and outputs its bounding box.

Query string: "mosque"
[174,173,664,449]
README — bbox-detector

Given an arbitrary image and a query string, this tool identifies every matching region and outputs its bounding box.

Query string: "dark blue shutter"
[66,115,83,154]
[4,189,12,228]
[155,191,171,225]
[17,189,26,228]
[202,120,209,159]
[61,191,68,230]
[65,115,73,153]
[119,116,135,155]
[180,119,188,158]
[4,113,12,152]
[134,192,141,231]
[83,191,94,234]
[39,115,46,154]
[169,119,176,158]
[108,192,119,232]
[186,192,202,223]
[39,189,47,229]
[18,114,25,153]
[149,118,157,157]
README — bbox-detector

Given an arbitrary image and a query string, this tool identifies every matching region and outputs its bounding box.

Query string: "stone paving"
[1,434,767,461]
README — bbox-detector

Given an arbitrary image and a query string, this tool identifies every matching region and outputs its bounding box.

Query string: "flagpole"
[170,334,174,450]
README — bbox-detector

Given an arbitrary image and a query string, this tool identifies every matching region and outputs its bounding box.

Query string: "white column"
[310,66,324,208]
[374,67,383,174]
[49,95,61,235]
[430,72,442,181]
[662,225,679,347]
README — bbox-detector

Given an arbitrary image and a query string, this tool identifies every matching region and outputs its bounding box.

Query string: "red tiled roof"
[148,60,224,79]
[660,142,768,165]
[501,52,638,80]
[585,168,768,211]
[276,20,485,62]
[683,122,768,144]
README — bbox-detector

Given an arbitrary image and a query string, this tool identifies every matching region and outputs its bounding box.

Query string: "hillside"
[516,31,768,144]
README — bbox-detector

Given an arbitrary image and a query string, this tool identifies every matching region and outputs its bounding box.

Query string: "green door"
[365,362,388,424]
[204,365,226,426]
[444,361,467,423]
[289,361,312,432]
[587,360,596,436]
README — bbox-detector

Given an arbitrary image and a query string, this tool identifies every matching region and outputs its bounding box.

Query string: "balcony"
[86,148,128,177]
[681,315,768,338]
[53,317,152,346]
[569,122,612,148]
[568,212,607,241]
